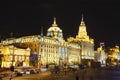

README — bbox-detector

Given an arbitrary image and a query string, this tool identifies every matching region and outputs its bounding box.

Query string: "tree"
[106,57,112,66]
[0,54,3,68]
[30,52,38,66]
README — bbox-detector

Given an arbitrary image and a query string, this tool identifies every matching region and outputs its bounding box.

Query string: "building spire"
[53,17,56,24]
[81,14,84,21]
[41,26,43,37]
[80,14,85,26]
[9,32,13,38]
[52,17,57,27]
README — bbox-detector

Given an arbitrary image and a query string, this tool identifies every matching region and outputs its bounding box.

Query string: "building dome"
[47,18,62,32]
[48,26,62,32]
[47,17,63,41]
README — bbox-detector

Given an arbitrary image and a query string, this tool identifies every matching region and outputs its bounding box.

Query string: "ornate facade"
[0,45,30,68]
[95,43,106,65]
[1,18,80,67]
[67,15,94,65]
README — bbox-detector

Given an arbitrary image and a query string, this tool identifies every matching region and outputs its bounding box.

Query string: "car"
[0,71,9,77]
[50,66,60,73]
[14,66,34,75]
[12,71,22,77]
[26,69,36,74]
[34,68,40,73]
[40,66,47,72]
[69,65,79,69]
[66,65,79,71]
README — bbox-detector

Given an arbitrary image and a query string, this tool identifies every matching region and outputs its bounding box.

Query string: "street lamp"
[10,39,16,68]
[46,52,48,67]
[11,45,14,66]
[11,39,16,66]
[10,44,15,80]
[38,52,42,68]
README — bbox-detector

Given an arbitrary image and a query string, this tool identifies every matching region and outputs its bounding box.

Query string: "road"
[2,67,120,80]
[2,71,51,80]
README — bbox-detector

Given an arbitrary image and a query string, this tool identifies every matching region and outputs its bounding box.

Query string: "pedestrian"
[82,75,84,80]
[75,75,79,80]
[9,77,12,80]
[10,65,14,72]
[89,76,93,80]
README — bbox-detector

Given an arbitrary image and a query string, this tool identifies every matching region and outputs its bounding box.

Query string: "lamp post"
[10,44,15,80]
[38,52,42,68]
[12,45,14,66]
[39,54,41,66]
[46,52,48,67]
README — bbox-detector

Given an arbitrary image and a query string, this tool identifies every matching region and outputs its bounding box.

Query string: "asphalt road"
[2,68,120,80]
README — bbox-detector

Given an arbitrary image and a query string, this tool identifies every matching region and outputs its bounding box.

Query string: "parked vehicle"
[69,65,79,69]
[0,71,9,77]
[14,66,34,75]
[51,66,60,73]
[40,66,47,72]
[12,71,22,77]
[79,64,87,69]
[26,69,36,74]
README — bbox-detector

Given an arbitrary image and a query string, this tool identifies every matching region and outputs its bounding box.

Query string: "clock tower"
[76,14,89,41]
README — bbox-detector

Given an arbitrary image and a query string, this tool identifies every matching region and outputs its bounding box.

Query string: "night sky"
[1,0,120,49]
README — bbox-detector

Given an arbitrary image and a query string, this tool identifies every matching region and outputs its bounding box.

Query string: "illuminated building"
[67,15,94,65]
[0,45,30,68]
[108,46,119,60]
[105,45,120,66]
[118,52,120,61]
[67,42,80,65]
[1,18,80,67]
[95,42,106,65]
[40,18,68,65]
